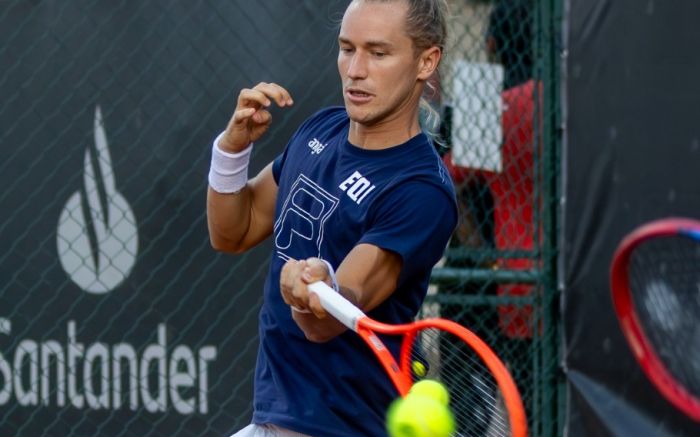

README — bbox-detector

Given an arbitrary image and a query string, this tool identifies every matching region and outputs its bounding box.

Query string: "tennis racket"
[308,281,528,437]
[610,217,700,421]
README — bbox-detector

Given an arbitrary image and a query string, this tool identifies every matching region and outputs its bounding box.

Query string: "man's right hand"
[219,82,294,153]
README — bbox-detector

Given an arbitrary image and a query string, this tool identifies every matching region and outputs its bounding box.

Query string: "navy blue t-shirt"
[252,107,457,437]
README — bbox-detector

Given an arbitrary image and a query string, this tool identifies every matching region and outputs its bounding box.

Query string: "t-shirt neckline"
[343,128,429,158]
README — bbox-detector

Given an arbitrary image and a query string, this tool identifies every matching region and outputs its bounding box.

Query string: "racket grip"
[308,281,365,331]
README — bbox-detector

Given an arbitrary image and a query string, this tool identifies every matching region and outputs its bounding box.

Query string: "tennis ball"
[411,360,427,377]
[386,395,455,437]
[409,379,450,406]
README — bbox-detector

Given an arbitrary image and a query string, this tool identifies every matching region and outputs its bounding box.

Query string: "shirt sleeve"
[272,147,288,184]
[358,181,457,284]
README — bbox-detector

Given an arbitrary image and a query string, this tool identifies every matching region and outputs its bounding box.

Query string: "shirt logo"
[307,138,327,155]
[339,171,376,205]
[274,174,339,262]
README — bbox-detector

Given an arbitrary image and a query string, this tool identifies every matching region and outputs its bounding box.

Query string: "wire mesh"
[428,0,561,436]
[0,0,561,435]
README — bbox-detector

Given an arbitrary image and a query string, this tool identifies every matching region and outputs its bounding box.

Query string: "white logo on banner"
[56,106,138,294]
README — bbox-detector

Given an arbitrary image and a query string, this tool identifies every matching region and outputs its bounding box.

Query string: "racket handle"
[308,281,365,331]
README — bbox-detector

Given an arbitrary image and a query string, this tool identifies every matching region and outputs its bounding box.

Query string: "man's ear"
[417,46,442,81]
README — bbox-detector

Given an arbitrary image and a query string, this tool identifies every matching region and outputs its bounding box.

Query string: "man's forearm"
[206,161,277,254]
[207,186,253,254]
[291,285,362,343]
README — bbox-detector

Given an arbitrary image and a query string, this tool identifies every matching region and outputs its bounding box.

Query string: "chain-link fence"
[429,1,562,436]
[0,0,561,435]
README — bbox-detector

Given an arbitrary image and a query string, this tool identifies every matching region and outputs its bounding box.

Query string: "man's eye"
[373,52,386,58]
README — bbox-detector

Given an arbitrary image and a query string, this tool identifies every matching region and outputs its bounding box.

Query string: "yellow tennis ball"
[386,395,455,437]
[409,379,450,406]
[411,360,427,377]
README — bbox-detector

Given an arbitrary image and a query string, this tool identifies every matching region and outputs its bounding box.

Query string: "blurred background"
[0,0,698,435]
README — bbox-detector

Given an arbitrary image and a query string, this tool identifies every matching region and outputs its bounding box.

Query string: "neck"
[347,104,422,150]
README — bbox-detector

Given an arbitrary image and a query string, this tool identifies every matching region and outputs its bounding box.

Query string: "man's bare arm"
[207,164,277,253]
[207,82,292,254]
[280,244,402,342]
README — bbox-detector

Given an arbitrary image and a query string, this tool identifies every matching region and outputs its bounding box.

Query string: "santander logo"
[56,106,138,294]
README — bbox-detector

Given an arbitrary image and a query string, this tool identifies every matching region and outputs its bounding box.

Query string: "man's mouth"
[346,88,373,103]
[348,89,371,97]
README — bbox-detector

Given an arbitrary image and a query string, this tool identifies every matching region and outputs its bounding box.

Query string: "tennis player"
[207,1,456,435]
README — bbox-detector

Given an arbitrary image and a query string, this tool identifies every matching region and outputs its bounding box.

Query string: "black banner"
[563,0,700,435]
[0,1,347,435]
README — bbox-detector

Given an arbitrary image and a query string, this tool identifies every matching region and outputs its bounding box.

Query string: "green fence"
[0,0,562,435]
[429,1,563,436]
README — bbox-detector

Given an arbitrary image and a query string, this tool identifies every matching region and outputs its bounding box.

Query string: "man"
[207,1,456,435]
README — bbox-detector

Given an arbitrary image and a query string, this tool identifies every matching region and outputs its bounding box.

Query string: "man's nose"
[346,52,369,80]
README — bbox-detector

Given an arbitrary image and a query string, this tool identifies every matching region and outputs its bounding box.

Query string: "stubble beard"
[345,98,397,128]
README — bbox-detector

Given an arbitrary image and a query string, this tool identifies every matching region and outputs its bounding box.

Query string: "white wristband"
[208,131,253,193]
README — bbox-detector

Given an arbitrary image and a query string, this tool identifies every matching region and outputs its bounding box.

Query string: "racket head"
[610,217,700,421]
[363,318,528,437]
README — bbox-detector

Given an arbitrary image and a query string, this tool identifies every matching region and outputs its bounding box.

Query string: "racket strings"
[441,355,508,429]
[408,327,512,437]
[629,235,700,397]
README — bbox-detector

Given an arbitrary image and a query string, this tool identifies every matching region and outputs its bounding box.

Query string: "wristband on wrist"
[208,131,253,194]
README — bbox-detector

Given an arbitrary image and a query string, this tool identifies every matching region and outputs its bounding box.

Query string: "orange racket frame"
[309,281,528,437]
